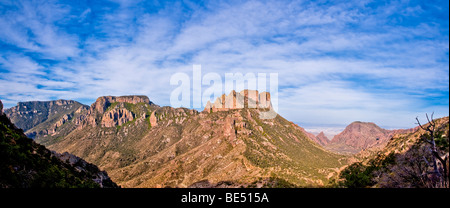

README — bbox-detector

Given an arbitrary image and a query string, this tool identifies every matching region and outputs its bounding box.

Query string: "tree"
[415,113,449,188]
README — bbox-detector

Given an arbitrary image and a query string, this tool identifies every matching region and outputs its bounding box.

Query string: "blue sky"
[0,0,448,132]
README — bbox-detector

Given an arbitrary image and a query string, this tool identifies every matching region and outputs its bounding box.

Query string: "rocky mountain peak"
[315,131,329,146]
[203,90,272,112]
[82,95,152,128]
[91,95,151,114]
[327,121,392,154]
[3,100,87,135]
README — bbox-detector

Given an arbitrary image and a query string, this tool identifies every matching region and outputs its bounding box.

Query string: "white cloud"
[278,79,448,129]
[0,0,79,59]
[0,0,448,130]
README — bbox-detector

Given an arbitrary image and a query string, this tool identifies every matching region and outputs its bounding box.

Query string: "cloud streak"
[0,0,448,129]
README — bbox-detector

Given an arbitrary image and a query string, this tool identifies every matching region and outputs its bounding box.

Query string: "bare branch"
[416,116,426,131]
[433,151,445,164]
[430,112,436,126]
[424,138,433,144]
[425,112,436,132]
[416,115,435,135]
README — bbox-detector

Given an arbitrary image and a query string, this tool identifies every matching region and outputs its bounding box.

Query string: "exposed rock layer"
[204,90,272,112]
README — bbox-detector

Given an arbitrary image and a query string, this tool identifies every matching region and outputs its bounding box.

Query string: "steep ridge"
[28,92,345,187]
[0,100,118,188]
[81,95,155,128]
[3,100,88,139]
[315,132,329,146]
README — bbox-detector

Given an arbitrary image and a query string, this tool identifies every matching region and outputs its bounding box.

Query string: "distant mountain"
[0,100,118,188]
[3,100,88,139]
[10,92,345,188]
[315,132,329,146]
[337,116,449,188]
[325,121,415,154]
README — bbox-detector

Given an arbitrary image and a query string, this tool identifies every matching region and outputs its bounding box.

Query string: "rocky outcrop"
[101,108,135,127]
[83,95,151,127]
[44,114,74,135]
[203,90,272,112]
[55,114,71,128]
[147,107,198,128]
[0,99,3,116]
[315,132,329,146]
[73,106,89,125]
[149,111,158,127]
[91,95,151,114]
[3,100,88,139]
[258,91,271,108]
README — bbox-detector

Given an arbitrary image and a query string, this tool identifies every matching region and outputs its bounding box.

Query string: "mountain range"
[1,91,448,188]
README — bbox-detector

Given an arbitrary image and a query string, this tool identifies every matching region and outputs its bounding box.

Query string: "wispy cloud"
[0,0,448,129]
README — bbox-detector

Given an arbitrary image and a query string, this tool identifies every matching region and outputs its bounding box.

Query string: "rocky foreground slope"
[3,100,89,139]
[0,100,118,188]
[336,116,449,188]
[6,91,346,187]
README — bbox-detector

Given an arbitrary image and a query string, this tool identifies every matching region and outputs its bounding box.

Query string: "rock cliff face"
[149,111,158,127]
[82,95,153,128]
[204,90,272,112]
[3,96,154,140]
[101,107,135,127]
[3,100,88,139]
[91,95,151,114]
[4,100,81,131]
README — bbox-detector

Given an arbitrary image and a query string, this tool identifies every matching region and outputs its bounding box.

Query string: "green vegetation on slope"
[336,153,396,188]
[336,117,449,188]
[239,109,345,186]
[0,114,101,188]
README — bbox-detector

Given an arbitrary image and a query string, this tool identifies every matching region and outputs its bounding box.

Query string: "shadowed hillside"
[0,100,118,188]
